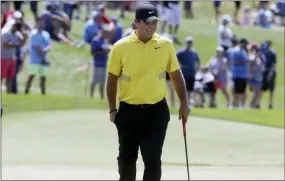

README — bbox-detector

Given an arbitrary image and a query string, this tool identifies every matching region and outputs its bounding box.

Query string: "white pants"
[167,3,181,25]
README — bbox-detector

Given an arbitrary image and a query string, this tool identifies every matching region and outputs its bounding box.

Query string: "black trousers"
[114,98,170,181]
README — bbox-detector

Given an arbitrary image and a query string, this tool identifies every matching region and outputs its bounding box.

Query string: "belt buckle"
[141,104,150,108]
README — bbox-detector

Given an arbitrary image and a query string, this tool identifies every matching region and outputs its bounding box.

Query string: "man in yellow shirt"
[106,3,190,181]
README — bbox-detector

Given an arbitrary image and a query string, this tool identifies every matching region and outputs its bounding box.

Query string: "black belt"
[120,98,166,109]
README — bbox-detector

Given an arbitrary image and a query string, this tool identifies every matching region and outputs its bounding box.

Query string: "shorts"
[215,80,227,89]
[262,71,276,91]
[233,77,247,94]
[28,64,49,77]
[214,1,221,8]
[235,1,241,9]
[92,67,106,85]
[185,76,195,92]
[167,3,181,25]
[184,1,192,10]
[205,81,216,94]
[1,58,16,79]
[221,45,229,52]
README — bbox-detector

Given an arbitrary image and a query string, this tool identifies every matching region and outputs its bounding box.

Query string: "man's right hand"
[110,110,117,123]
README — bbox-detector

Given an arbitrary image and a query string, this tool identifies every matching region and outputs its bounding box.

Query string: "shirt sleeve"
[45,32,51,47]
[83,23,89,43]
[167,42,180,73]
[241,50,249,61]
[107,44,121,76]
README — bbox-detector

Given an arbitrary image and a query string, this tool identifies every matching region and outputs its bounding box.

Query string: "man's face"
[135,19,158,38]
[186,41,193,48]
[216,50,223,58]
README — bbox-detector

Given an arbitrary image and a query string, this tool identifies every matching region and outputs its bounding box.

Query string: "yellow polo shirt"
[107,31,180,104]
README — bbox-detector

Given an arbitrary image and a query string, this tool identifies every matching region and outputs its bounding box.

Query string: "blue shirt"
[91,37,108,68]
[230,47,249,79]
[264,49,277,71]
[40,11,53,35]
[29,29,51,65]
[110,23,123,44]
[176,47,200,77]
[83,20,100,44]
[277,0,285,16]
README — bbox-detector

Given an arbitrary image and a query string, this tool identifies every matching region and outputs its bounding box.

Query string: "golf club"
[182,116,190,181]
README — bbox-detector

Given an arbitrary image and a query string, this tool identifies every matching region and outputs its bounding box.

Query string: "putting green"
[2,110,284,179]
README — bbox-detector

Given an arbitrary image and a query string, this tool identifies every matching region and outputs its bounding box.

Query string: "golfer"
[106,3,190,181]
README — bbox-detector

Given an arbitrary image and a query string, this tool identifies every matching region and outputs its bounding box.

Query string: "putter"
[182,116,190,181]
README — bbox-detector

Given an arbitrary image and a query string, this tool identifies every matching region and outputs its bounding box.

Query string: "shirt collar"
[130,30,159,43]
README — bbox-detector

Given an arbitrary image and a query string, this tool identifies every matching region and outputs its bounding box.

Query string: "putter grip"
[182,117,186,137]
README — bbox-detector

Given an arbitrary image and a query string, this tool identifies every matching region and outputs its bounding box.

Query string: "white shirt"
[217,24,233,47]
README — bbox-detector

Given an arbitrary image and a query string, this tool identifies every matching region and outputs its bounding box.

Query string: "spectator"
[258,2,273,29]
[213,0,222,23]
[1,22,27,93]
[11,11,30,94]
[241,5,252,26]
[30,1,38,22]
[233,1,242,25]
[168,1,181,44]
[217,15,233,52]
[13,1,23,11]
[176,36,200,105]
[193,66,216,108]
[157,1,170,34]
[261,40,277,109]
[41,2,76,46]
[110,16,123,45]
[90,29,112,99]
[83,10,101,44]
[230,38,249,109]
[184,0,194,19]
[208,46,231,108]
[248,43,266,109]
[25,17,51,95]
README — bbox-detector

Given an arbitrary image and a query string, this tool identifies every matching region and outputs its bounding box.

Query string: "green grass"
[2,2,284,128]
[2,94,284,128]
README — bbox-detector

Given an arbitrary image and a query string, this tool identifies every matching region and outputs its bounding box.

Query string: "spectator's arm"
[196,52,201,70]
[43,34,51,53]
[91,40,110,56]
[83,24,90,43]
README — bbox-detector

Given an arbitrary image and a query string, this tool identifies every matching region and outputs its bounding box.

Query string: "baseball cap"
[216,46,224,52]
[135,3,160,22]
[221,15,232,23]
[91,10,101,18]
[185,36,193,43]
[13,11,22,19]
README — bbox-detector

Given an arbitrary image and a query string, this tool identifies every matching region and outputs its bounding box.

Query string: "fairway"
[2,110,284,180]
